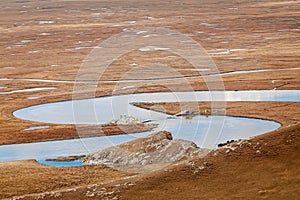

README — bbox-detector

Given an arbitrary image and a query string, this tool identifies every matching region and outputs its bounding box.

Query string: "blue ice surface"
[37,159,82,167]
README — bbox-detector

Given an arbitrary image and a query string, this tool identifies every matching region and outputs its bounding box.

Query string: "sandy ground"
[0,0,299,199]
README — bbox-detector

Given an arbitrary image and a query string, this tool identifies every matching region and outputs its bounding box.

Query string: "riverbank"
[134,101,300,127]
[118,121,300,200]
[1,101,298,199]
[0,122,156,145]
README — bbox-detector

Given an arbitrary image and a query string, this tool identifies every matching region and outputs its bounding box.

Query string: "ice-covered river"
[1,90,299,163]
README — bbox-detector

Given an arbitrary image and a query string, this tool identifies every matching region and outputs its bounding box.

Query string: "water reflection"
[2,90,296,162]
[13,90,300,124]
[0,116,280,162]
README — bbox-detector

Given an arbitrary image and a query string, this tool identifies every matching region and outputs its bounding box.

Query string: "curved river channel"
[0,90,299,164]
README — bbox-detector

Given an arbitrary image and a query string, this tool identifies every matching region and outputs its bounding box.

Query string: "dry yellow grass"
[0,0,299,199]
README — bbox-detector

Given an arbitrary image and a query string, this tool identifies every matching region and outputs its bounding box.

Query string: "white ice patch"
[129,63,138,67]
[0,87,55,95]
[121,86,136,90]
[27,96,43,100]
[20,40,33,43]
[23,126,49,131]
[209,49,230,55]
[141,16,156,20]
[38,21,55,25]
[112,24,125,27]
[64,10,81,13]
[139,46,170,51]
[126,21,136,24]
[209,49,247,55]
[229,49,247,52]
[28,50,41,53]
[38,33,51,36]
[200,23,218,27]
[136,31,148,35]
[142,34,161,38]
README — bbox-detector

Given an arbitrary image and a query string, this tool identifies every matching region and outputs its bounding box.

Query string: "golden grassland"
[0,0,299,199]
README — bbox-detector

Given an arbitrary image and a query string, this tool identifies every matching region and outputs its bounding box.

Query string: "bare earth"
[0,0,299,199]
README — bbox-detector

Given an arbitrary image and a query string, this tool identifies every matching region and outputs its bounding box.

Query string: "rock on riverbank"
[82,131,210,171]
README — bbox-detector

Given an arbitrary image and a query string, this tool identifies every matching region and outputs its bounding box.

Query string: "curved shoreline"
[13,90,300,124]
[0,90,296,147]
[1,101,299,198]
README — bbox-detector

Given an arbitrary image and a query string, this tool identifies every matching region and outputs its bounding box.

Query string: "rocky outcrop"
[108,115,142,125]
[82,131,210,171]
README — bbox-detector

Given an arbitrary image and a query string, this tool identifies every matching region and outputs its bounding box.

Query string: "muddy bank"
[0,122,157,145]
[45,155,85,162]
[134,101,300,126]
